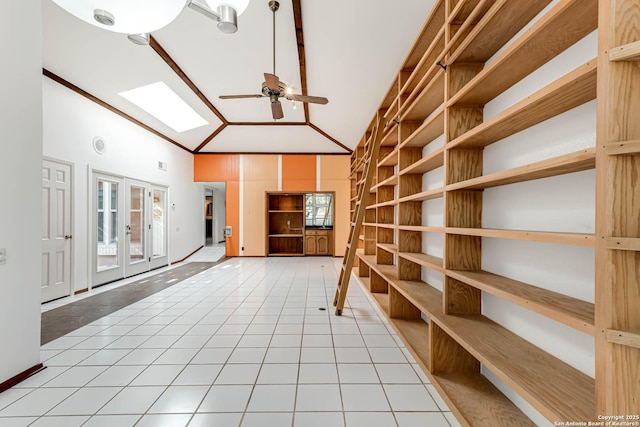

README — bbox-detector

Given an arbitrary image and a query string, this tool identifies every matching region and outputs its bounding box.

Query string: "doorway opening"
[204,183,226,248]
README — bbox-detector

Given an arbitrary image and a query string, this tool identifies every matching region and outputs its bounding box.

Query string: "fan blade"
[264,73,280,91]
[286,94,329,105]
[219,94,263,99]
[271,100,284,120]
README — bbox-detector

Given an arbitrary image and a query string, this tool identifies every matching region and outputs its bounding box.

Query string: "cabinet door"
[316,235,329,255]
[305,235,316,255]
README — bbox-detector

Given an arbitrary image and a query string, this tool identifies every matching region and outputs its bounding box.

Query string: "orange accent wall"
[282,155,316,192]
[194,154,240,181]
[194,154,240,256]
[320,156,351,256]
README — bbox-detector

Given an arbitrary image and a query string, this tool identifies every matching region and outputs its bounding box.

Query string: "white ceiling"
[43,0,435,153]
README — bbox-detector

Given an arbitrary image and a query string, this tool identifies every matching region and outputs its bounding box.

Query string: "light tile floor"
[2,255,461,427]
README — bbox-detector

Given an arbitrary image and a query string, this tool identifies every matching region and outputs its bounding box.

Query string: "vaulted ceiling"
[43,0,435,154]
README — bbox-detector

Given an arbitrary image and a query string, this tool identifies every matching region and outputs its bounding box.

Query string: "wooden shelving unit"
[266,193,304,256]
[343,0,620,424]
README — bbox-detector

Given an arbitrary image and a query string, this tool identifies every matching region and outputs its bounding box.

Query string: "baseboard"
[170,245,204,265]
[0,363,45,394]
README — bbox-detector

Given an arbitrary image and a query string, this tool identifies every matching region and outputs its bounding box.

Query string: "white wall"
[42,77,204,292]
[0,0,43,382]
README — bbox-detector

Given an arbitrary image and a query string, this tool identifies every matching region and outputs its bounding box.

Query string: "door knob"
[64,235,72,240]
[125,225,132,235]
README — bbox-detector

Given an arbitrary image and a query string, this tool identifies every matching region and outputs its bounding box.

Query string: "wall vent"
[158,161,167,171]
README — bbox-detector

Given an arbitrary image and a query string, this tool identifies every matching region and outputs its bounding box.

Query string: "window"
[306,193,333,227]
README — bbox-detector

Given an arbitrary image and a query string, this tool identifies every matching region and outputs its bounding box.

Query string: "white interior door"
[42,159,72,303]
[125,180,149,277]
[93,173,125,286]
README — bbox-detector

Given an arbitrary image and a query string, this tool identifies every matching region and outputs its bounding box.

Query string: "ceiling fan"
[219,0,329,120]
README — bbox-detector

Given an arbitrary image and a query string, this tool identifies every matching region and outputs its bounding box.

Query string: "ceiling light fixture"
[50,0,250,43]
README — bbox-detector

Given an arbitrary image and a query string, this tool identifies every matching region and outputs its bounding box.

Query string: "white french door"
[93,173,125,285]
[42,159,73,303]
[150,186,168,270]
[92,172,168,287]
[125,180,149,277]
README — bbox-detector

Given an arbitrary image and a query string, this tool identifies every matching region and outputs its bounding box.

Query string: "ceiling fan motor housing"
[261,81,286,98]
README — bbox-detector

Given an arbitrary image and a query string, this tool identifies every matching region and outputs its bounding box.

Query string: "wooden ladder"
[333,116,385,315]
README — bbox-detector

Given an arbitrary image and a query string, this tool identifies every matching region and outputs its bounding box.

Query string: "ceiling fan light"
[50,0,188,34]
[206,0,250,16]
[93,9,115,26]
[216,5,238,34]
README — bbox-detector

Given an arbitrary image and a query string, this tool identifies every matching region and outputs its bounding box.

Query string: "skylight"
[119,82,208,133]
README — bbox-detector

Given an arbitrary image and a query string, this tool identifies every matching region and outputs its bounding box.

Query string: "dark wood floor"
[41,261,226,344]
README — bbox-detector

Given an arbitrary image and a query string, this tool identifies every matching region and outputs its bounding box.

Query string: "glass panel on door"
[128,185,145,264]
[152,188,167,258]
[97,179,119,271]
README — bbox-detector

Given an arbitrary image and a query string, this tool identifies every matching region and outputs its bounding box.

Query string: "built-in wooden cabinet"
[343,0,636,425]
[305,229,332,256]
[267,193,305,256]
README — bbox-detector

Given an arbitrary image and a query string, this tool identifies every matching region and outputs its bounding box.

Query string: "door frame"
[42,156,74,301]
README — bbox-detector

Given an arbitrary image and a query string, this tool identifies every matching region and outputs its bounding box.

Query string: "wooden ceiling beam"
[227,122,308,126]
[149,36,228,125]
[309,123,353,153]
[193,123,228,152]
[292,0,310,124]
[43,69,192,154]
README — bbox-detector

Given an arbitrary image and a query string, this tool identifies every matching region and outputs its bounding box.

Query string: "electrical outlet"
[0,248,6,265]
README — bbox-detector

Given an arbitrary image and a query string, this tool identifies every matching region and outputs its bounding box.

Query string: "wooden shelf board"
[400,0,444,69]
[389,318,430,367]
[400,146,445,176]
[432,372,535,427]
[269,234,304,238]
[446,227,595,247]
[605,329,640,349]
[398,225,444,233]
[605,140,640,155]
[402,72,446,122]
[373,174,399,189]
[449,60,597,150]
[400,107,445,149]
[450,0,598,106]
[449,1,553,64]
[401,27,446,97]
[371,200,399,208]
[371,292,390,314]
[377,243,398,254]
[375,223,398,230]
[446,269,595,335]
[431,313,595,422]
[381,123,399,147]
[605,237,640,251]
[357,252,443,316]
[446,148,596,191]
[609,40,640,62]
[378,147,399,167]
[268,209,304,213]
[399,252,444,273]
[398,187,445,203]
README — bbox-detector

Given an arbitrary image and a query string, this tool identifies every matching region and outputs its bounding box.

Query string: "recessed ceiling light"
[119,82,209,133]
